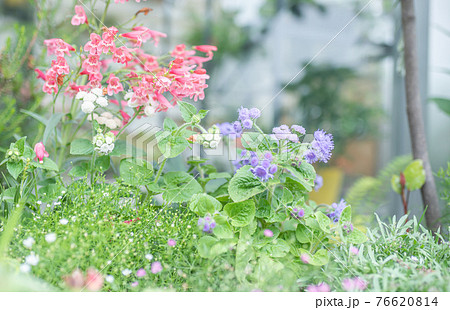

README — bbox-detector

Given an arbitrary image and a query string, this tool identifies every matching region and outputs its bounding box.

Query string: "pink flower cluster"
[39,38,75,94]
[71,5,88,26]
[64,268,104,291]
[114,0,147,3]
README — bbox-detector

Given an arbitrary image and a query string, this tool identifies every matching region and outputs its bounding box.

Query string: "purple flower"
[233,121,243,136]
[350,246,359,255]
[342,277,367,291]
[249,108,261,119]
[250,156,259,167]
[272,125,292,140]
[291,125,306,135]
[242,118,253,129]
[297,209,305,218]
[136,268,146,277]
[198,215,216,233]
[327,199,347,223]
[167,239,176,247]
[251,166,269,181]
[304,150,318,164]
[301,254,310,264]
[264,152,273,161]
[268,164,277,174]
[238,106,250,121]
[263,229,273,237]
[131,281,139,287]
[342,222,353,234]
[305,129,334,163]
[261,159,271,169]
[151,261,163,274]
[314,175,323,191]
[306,282,330,292]
[216,122,235,135]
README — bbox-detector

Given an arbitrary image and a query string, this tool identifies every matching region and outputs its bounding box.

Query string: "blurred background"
[0,0,449,225]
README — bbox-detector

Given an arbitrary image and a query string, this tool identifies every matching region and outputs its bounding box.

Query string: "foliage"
[436,163,450,226]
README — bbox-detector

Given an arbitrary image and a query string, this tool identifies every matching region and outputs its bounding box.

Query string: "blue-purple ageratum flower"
[198,215,216,233]
[237,106,260,130]
[327,199,347,223]
[249,151,277,182]
[314,174,323,191]
[304,129,334,164]
[291,207,305,219]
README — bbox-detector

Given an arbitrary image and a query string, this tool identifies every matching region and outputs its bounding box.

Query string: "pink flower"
[99,26,118,53]
[112,46,133,64]
[194,45,218,54]
[263,229,273,237]
[107,73,124,96]
[131,281,139,287]
[151,261,162,274]
[35,69,46,81]
[51,56,70,75]
[71,5,88,26]
[84,33,102,56]
[342,277,367,291]
[136,268,146,277]
[34,142,49,163]
[85,268,104,292]
[167,239,176,247]
[120,110,131,126]
[306,282,330,292]
[300,253,310,264]
[43,38,75,57]
[64,269,84,290]
[350,246,359,255]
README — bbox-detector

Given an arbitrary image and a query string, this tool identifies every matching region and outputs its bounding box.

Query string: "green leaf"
[22,146,35,160]
[197,110,208,120]
[43,113,63,145]
[255,199,272,219]
[281,187,293,205]
[338,206,352,226]
[403,159,425,191]
[70,139,93,155]
[208,172,231,180]
[40,157,58,171]
[163,118,178,131]
[263,239,290,258]
[119,158,153,186]
[391,175,402,194]
[310,249,329,266]
[315,211,331,233]
[7,161,24,179]
[228,166,265,202]
[345,228,368,244]
[162,171,202,203]
[283,165,315,192]
[178,101,197,123]
[68,163,88,177]
[241,132,266,150]
[430,97,450,115]
[109,139,127,156]
[95,155,110,172]
[213,214,234,239]
[295,223,312,243]
[157,132,189,159]
[189,193,222,216]
[224,200,256,227]
[197,236,236,259]
[15,137,26,154]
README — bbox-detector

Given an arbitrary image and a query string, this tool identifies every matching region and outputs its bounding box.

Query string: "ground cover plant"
[0,0,448,293]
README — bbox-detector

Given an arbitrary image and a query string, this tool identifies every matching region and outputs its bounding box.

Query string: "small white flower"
[25,253,39,266]
[145,254,153,261]
[144,105,156,116]
[20,263,31,273]
[36,200,42,205]
[105,275,114,283]
[410,256,419,262]
[100,144,110,154]
[105,119,118,129]
[107,143,115,152]
[105,136,114,144]
[122,269,132,276]
[23,237,35,249]
[203,133,213,141]
[209,140,219,149]
[81,101,96,114]
[75,91,87,100]
[84,92,97,103]
[96,96,108,107]
[95,139,103,147]
[91,88,104,97]
[124,91,133,100]
[59,219,69,225]
[45,232,57,243]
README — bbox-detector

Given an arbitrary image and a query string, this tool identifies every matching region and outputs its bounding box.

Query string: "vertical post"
[400,0,441,231]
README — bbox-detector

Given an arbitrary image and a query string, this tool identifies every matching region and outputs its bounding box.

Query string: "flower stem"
[154,158,167,183]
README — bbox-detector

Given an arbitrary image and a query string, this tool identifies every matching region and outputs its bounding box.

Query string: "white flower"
[100,144,110,154]
[124,91,133,100]
[105,119,118,129]
[122,269,132,276]
[105,275,114,283]
[75,91,87,100]
[105,136,114,145]
[20,263,31,273]
[91,88,104,97]
[204,133,213,141]
[144,105,156,116]
[145,254,153,261]
[83,92,97,103]
[59,218,69,225]
[81,101,96,114]
[95,139,104,147]
[96,96,108,107]
[45,232,57,243]
[209,140,219,149]
[23,237,35,249]
[25,253,39,266]
[410,256,419,262]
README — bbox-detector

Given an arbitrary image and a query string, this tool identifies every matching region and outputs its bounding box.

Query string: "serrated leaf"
[162,171,202,203]
[119,158,153,186]
[178,101,197,123]
[189,193,222,216]
[70,139,93,155]
[7,161,23,179]
[345,228,368,244]
[224,200,256,227]
[68,164,88,177]
[213,214,234,239]
[339,206,352,226]
[228,166,265,202]
[295,223,312,243]
[197,236,236,259]
[391,175,402,194]
[315,211,331,233]
[163,118,177,131]
[95,155,110,172]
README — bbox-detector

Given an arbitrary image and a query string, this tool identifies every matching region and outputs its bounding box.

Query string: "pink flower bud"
[34,142,49,164]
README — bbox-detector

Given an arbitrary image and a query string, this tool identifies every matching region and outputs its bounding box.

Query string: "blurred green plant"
[286,63,382,154]
[436,163,450,226]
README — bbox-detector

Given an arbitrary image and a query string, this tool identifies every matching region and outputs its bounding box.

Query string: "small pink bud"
[301,254,310,264]
[34,142,49,164]
[263,229,273,237]
[167,239,176,247]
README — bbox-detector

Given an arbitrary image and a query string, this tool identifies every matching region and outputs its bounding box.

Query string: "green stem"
[116,111,138,138]
[154,158,167,183]
[101,0,111,25]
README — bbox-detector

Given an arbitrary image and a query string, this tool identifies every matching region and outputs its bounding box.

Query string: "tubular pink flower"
[107,73,124,96]
[34,142,49,163]
[112,46,133,64]
[43,38,75,57]
[85,268,104,292]
[71,5,88,26]
[84,33,102,56]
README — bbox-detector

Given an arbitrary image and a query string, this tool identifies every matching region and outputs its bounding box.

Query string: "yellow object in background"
[309,167,344,205]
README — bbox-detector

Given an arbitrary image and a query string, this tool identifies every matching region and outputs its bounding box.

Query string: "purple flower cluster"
[314,174,323,191]
[198,215,216,233]
[342,222,354,234]
[216,106,261,137]
[290,207,305,219]
[304,129,334,164]
[272,124,305,142]
[306,282,330,292]
[249,151,278,182]
[342,277,367,291]
[327,199,347,223]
